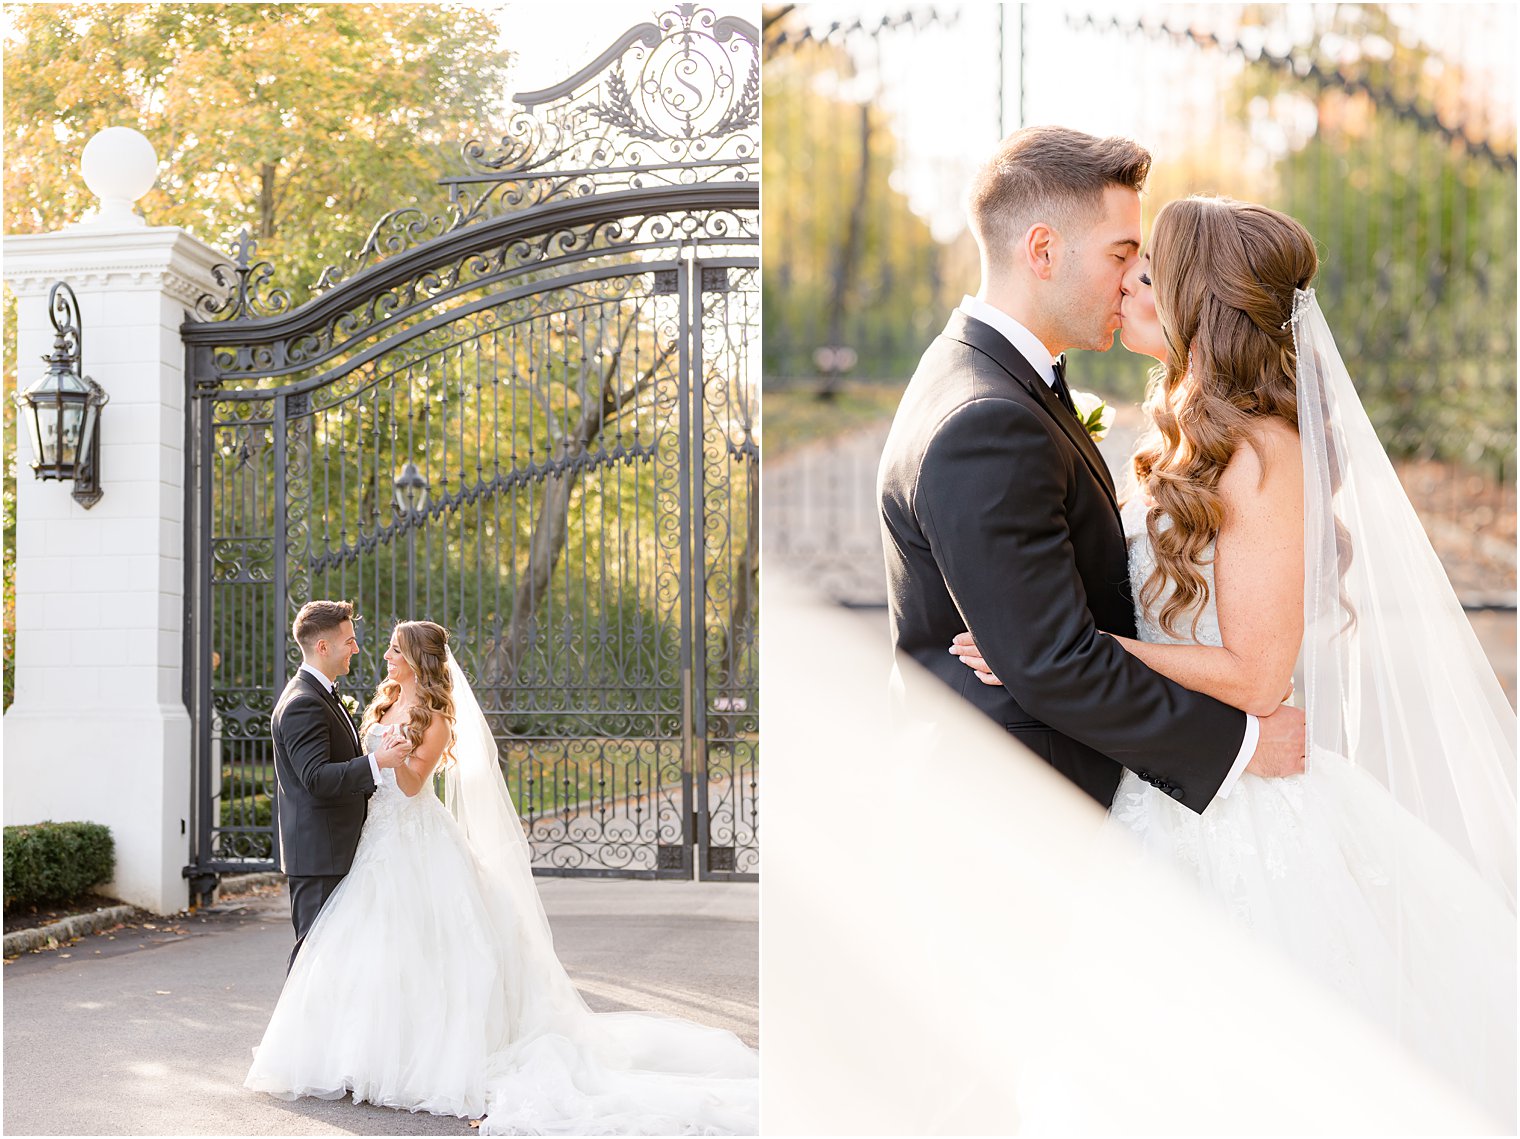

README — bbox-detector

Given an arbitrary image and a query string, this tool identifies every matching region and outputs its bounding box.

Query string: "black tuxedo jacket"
[876,310,1246,813]
[270,669,376,877]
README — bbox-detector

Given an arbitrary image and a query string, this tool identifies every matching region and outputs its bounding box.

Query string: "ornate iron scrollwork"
[192,5,759,313]
[461,5,757,191]
[196,229,293,322]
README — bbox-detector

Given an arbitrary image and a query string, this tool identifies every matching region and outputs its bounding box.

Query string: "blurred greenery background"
[765,4,1515,464]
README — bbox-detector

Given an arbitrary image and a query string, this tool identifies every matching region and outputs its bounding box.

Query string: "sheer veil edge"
[1292,287,1516,908]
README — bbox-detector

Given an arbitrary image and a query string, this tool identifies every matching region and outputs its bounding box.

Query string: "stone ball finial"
[78,127,158,229]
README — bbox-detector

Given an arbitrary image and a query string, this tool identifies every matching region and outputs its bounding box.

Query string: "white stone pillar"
[3,130,224,914]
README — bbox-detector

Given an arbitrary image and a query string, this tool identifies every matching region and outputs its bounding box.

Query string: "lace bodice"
[1121,496,1222,649]
[362,723,404,802]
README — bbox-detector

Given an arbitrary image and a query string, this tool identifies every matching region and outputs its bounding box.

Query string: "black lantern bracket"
[14,281,109,508]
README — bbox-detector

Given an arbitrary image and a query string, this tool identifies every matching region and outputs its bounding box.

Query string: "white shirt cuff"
[367,753,381,786]
[1215,714,1258,800]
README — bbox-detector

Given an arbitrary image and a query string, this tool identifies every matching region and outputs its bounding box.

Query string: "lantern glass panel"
[59,402,86,466]
[57,370,89,395]
[37,404,63,467]
[80,402,99,469]
[23,403,46,469]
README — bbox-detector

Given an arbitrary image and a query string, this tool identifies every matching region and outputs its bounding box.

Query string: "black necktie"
[1051,355,1079,418]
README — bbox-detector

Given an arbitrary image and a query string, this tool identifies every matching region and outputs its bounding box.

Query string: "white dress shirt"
[299,662,383,787]
[960,295,1060,388]
[957,297,1259,800]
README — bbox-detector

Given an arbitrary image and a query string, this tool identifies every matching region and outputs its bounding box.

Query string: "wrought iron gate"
[182,6,758,898]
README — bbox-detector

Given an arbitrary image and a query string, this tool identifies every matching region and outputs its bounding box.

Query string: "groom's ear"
[1023,222,1057,280]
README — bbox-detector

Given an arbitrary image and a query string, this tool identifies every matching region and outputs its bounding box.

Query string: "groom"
[270,600,409,970]
[877,126,1305,813]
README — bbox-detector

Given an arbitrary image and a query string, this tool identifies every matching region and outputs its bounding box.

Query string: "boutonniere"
[1070,390,1115,443]
[339,693,360,718]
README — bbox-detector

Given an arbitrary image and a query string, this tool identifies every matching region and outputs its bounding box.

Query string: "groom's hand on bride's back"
[1245,703,1306,778]
[950,630,1306,777]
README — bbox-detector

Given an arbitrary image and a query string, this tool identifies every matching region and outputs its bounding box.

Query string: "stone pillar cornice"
[3,225,228,309]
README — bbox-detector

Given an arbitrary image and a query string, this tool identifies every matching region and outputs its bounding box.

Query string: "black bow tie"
[312,674,349,714]
[318,679,345,712]
[1051,355,1079,418]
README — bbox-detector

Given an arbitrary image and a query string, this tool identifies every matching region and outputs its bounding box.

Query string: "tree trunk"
[258,163,277,241]
[715,454,759,706]
[486,334,675,685]
[820,101,872,399]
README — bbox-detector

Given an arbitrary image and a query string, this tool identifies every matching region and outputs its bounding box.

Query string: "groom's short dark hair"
[293,599,356,653]
[968,126,1151,265]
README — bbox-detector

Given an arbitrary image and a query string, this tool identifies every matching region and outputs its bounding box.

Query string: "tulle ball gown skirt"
[1108,749,1516,1128]
[244,780,758,1134]
[244,792,507,1118]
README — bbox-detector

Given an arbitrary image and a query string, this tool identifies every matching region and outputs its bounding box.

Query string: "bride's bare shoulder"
[1220,416,1302,507]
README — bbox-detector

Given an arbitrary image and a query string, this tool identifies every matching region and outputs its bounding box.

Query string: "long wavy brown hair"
[359,620,457,770]
[1130,196,1318,637]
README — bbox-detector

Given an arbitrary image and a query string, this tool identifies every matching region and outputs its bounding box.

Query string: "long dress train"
[245,722,758,1135]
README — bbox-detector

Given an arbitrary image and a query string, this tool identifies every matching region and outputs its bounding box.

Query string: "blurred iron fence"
[763,2,1516,610]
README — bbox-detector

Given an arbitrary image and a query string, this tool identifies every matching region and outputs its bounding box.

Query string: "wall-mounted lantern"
[14,281,109,508]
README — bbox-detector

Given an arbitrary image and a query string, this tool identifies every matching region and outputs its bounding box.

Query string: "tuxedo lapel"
[1054,375,1120,502]
[298,669,361,751]
[296,668,330,703]
[943,311,1121,520]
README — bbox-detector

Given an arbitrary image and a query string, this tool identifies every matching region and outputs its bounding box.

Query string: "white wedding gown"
[1106,496,1516,1126]
[244,724,759,1134]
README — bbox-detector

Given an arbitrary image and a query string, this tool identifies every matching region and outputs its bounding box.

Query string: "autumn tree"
[761,23,953,387]
[2,3,516,710]
[3,2,513,284]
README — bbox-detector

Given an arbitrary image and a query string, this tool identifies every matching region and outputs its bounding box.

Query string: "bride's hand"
[949,631,1003,686]
[376,728,412,769]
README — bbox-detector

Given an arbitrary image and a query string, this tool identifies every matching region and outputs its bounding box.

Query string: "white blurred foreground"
[760,571,1501,1135]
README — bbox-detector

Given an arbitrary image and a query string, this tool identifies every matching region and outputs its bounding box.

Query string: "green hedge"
[3,821,114,911]
[220,794,273,832]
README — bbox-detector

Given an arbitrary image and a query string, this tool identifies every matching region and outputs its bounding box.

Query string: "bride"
[952,196,1516,1127]
[244,619,758,1134]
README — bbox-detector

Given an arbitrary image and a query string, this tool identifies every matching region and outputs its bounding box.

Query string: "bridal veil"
[441,650,759,1135]
[1293,287,1517,907]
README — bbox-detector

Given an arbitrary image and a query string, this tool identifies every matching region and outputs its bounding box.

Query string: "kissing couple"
[247,601,758,1134]
[878,125,1515,1126]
